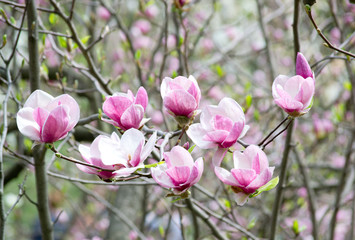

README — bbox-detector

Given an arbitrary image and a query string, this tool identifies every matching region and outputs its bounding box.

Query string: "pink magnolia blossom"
[151,146,203,194]
[272,53,315,117]
[16,90,80,143]
[187,97,249,150]
[100,129,157,177]
[161,75,201,120]
[214,145,274,205]
[103,87,149,130]
[132,19,151,35]
[96,6,111,21]
[77,133,118,181]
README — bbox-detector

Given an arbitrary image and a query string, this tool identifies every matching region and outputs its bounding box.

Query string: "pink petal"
[235,192,250,206]
[164,146,194,168]
[78,144,92,164]
[135,87,148,110]
[151,164,175,188]
[120,128,145,156]
[130,140,144,167]
[213,115,233,131]
[244,145,269,172]
[245,169,273,193]
[166,166,190,185]
[16,108,41,141]
[103,96,133,125]
[186,124,216,149]
[204,130,229,145]
[187,76,201,103]
[212,148,228,167]
[49,94,80,130]
[284,76,302,98]
[160,77,172,99]
[188,157,204,185]
[76,163,97,175]
[221,121,244,148]
[164,90,197,117]
[214,167,239,186]
[120,104,144,130]
[297,78,314,107]
[33,107,50,128]
[296,52,313,79]
[24,90,54,108]
[114,167,139,177]
[41,106,69,142]
[231,169,257,187]
[272,75,290,99]
[141,131,157,160]
[218,98,245,123]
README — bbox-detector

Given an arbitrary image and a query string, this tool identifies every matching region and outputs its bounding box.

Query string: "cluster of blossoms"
[16,53,314,205]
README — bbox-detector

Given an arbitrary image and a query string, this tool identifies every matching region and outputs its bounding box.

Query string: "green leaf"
[49,13,58,25]
[292,220,299,235]
[171,70,177,78]
[58,36,67,48]
[135,49,142,60]
[159,225,165,237]
[24,138,33,151]
[224,199,231,209]
[245,94,252,108]
[80,35,91,45]
[344,81,352,91]
[188,144,196,153]
[179,36,184,47]
[144,161,165,169]
[213,64,225,77]
[245,82,252,92]
[41,63,49,76]
[249,176,279,198]
[247,218,256,230]
[10,16,16,25]
[54,161,62,171]
[254,109,260,121]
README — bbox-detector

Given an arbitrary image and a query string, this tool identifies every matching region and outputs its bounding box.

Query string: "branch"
[304,5,355,59]
[269,121,294,240]
[293,148,318,240]
[72,182,147,240]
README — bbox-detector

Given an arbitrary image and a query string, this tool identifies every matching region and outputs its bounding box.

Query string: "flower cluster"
[16,53,314,205]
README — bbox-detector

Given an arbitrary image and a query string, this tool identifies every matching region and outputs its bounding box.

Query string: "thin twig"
[258,116,289,146]
[304,6,355,59]
[269,121,294,240]
[293,148,318,240]
[262,118,294,150]
[72,182,147,240]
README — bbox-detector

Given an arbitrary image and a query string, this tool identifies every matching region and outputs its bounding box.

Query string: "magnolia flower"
[96,6,111,21]
[161,75,201,123]
[103,87,149,130]
[187,97,249,150]
[151,146,203,194]
[272,52,315,117]
[215,145,274,205]
[16,90,80,143]
[100,129,157,177]
[77,134,118,180]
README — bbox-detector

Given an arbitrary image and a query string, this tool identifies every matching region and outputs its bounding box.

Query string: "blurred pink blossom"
[96,6,111,21]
